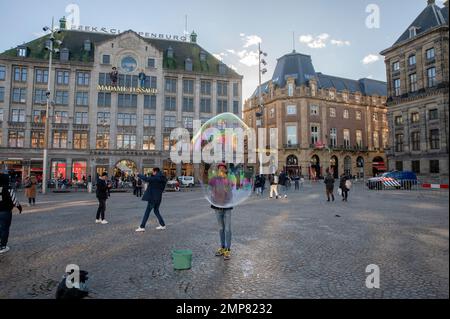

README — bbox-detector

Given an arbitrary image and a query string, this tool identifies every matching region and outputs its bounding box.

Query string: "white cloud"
[230,65,238,72]
[299,33,330,49]
[227,47,260,67]
[367,75,374,79]
[239,50,259,67]
[331,39,351,47]
[299,35,313,43]
[239,33,246,37]
[299,34,351,49]
[213,52,227,61]
[362,54,381,65]
[242,35,262,48]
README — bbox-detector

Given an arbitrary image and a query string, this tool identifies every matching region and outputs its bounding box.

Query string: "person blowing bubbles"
[209,163,233,261]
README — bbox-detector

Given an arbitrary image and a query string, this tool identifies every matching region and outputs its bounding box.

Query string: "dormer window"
[60,48,70,62]
[288,83,294,97]
[84,40,91,52]
[185,58,193,72]
[17,46,28,58]
[409,26,417,38]
[167,47,174,59]
[218,62,226,75]
[200,51,207,62]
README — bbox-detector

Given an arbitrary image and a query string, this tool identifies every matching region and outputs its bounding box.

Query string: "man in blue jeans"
[209,163,233,260]
[135,168,167,232]
[214,207,233,260]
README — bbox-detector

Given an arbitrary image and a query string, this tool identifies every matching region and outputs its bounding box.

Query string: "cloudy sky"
[0,0,445,100]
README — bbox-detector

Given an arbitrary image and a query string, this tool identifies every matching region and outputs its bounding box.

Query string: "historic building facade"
[380,0,449,182]
[0,19,242,182]
[243,51,388,179]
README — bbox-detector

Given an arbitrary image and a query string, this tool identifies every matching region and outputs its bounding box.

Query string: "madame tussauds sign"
[97,85,158,95]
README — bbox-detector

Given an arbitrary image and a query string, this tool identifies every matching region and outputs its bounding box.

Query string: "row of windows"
[4,130,195,151]
[1,108,227,129]
[395,129,441,152]
[395,160,440,174]
[394,109,439,125]
[0,67,241,97]
[393,67,436,96]
[284,126,387,149]
[3,67,90,86]
[392,47,435,71]
[165,78,239,97]
[4,88,240,113]
[0,109,208,129]
[272,105,384,122]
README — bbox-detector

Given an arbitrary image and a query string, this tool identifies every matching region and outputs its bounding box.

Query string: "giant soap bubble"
[192,113,254,209]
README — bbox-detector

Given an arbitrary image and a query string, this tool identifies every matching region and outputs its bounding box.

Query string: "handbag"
[345,180,352,190]
[337,187,342,196]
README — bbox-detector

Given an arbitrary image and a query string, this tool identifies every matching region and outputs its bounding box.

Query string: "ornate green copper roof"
[0,30,241,78]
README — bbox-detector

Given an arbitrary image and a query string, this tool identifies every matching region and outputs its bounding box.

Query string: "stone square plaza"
[0,182,448,299]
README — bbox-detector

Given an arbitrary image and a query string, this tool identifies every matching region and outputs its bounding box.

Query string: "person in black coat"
[0,173,22,254]
[324,168,335,202]
[135,167,167,232]
[339,174,350,202]
[95,172,111,224]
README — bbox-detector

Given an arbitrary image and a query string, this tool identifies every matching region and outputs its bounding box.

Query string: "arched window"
[344,156,352,176]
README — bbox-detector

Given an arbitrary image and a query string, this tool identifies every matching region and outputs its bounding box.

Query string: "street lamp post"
[257,43,268,175]
[42,18,61,194]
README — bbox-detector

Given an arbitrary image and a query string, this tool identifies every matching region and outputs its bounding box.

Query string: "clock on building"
[121,56,137,73]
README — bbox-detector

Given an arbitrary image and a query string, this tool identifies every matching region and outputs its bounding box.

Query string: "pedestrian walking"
[293,174,300,190]
[269,173,280,199]
[95,172,111,224]
[324,169,335,202]
[254,175,262,196]
[279,171,288,198]
[339,174,351,202]
[24,176,37,206]
[132,177,137,196]
[260,175,266,196]
[0,173,22,254]
[136,177,143,197]
[135,168,167,232]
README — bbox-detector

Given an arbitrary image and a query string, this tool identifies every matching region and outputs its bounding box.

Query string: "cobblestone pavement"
[0,182,448,299]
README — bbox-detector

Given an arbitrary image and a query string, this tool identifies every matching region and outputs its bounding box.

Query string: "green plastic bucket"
[172,249,192,270]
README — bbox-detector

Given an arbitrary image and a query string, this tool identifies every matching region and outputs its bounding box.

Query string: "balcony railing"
[284,143,300,149]
[328,145,369,152]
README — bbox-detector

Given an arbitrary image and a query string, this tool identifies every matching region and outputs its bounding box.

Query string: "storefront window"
[51,160,67,179]
[72,161,87,183]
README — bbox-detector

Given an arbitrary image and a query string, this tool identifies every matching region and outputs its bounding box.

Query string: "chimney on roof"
[59,16,67,30]
[427,0,435,5]
[190,31,197,43]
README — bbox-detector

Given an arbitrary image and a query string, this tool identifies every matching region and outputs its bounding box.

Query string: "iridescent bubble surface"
[192,113,254,208]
